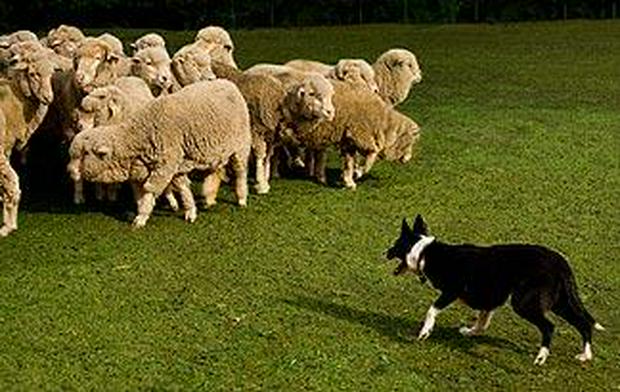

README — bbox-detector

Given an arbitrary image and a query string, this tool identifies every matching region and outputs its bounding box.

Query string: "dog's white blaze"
[406,235,435,272]
[418,305,440,340]
[534,347,550,365]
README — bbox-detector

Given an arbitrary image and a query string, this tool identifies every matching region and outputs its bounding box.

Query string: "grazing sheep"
[68,79,251,227]
[171,43,216,87]
[373,48,422,106]
[130,33,166,54]
[194,26,237,68]
[212,61,335,194]
[131,47,179,96]
[297,81,420,189]
[286,58,379,93]
[0,55,56,236]
[43,24,86,58]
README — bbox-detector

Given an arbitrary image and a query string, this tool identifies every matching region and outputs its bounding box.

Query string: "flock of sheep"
[0,25,422,236]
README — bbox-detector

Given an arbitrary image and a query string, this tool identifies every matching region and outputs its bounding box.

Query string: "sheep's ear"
[106,51,120,63]
[412,214,428,235]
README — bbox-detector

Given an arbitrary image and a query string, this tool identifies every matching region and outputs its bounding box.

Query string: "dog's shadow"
[284,294,528,358]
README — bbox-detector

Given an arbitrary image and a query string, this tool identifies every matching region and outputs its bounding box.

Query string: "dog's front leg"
[418,293,457,341]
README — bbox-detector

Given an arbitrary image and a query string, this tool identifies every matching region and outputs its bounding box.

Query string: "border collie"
[386,214,604,365]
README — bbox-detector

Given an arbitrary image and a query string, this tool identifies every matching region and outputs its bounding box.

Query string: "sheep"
[0,54,56,236]
[130,33,166,54]
[296,81,420,189]
[5,40,73,73]
[171,43,216,87]
[43,24,86,58]
[286,58,379,93]
[0,30,39,49]
[211,60,335,194]
[68,79,251,227]
[73,37,130,93]
[373,48,422,106]
[97,33,125,56]
[131,46,179,96]
[194,26,237,68]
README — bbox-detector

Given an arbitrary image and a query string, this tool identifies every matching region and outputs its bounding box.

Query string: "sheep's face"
[382,118,420,163]
[74,38,120,92]
[132,47,175,95]
[69,129,132,183]
[375,49,422,106]
[47,25,85,58]
[333,59,379,93]
[77,86,123,131]
[131,34,166,55]
[195,27,237,69]
[295,75,335,122]
[10,57,55,105]
[171,46,216,86]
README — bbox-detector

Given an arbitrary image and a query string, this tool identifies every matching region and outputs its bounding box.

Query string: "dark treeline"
[1,0,618,32]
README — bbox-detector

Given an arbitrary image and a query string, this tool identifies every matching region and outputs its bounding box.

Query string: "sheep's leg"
[202,172,221,207]
[171,175,196,223]
[230,150,249,207]
[94,183,105,201]
[105,183,120,203]
[73,179,85,205]
[341,151,357,190]
[163,186,179,211]
[133,188,156,228]
[264,144,274,183]
[305,149,316,178]
[0,161,21,237]
[253,139,270,194]
[315,149,328,185]
[355,151,379,180]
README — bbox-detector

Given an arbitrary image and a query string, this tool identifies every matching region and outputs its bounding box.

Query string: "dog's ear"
[412,214,428,235]
[401,217,412,236]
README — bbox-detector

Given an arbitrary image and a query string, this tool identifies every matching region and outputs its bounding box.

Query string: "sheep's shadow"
[284,294,528,358]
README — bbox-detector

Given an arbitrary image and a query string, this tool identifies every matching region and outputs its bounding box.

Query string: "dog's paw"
[575,343,592,362]
[417,327,432,341]
[459,326,479,337]
[533,347,550,366]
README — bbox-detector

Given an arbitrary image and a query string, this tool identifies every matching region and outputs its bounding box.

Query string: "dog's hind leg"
[511,291,555,365]
[460,310,494,336]
[552,293,596,362]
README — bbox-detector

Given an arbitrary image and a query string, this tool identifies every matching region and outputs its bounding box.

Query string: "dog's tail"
[563,268,604,332]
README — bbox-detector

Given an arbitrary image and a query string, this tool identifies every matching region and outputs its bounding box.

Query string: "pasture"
[1,21,619,390]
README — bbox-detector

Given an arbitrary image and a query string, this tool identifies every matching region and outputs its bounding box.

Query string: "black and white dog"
[386,215,604,365]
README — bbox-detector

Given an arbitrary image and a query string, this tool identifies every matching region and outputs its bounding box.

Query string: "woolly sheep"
[97,33,125,56]
[6,40,73,73]
[130,33,166,54]
[171,43,216,87]
[194,26,237,68]
[43,24,86,58]
[74,37,130,92]
[131,46,179,96]
[286,58,379,93]
[297,81,420,189]
[68,79,251,227]
[373,48,422,106]
[212,60,335,194]
[0,30,38,49]
[72,76,155,205]
[0,55,56,236]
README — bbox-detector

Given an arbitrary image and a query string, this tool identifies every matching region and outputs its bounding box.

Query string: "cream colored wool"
[130,33,166,55]
[43,24,86,59]
[171,43,216,87]
[68,79,251,227]
[131,46,180,96]
[373,48,422,106]
[0,55,56,237]
[194,26,237,68]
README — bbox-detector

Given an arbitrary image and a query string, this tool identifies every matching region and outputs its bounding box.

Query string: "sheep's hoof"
[316,176,327,185]
[0,225,16,237]
[184,207,197,223]
[238,199,247,208]
[344,182,357,191]
[255,183,270,195]
[459,326,481,337]
[73,195,85,205]
[132,216,148,228]
[353,169,364,180]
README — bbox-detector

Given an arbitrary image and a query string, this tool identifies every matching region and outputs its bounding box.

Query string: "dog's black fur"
[387,214,601,363]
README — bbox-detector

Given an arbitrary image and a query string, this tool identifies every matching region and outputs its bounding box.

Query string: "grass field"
[1,21,619,390]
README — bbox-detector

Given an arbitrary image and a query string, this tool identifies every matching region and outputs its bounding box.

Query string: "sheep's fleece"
[68,79,251,227]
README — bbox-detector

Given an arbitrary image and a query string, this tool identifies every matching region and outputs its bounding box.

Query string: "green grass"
[2,21,620,390]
